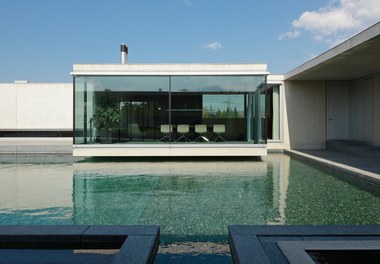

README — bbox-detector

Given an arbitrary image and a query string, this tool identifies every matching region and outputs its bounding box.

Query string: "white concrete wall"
[0,83,72,130]
[267,75,288,151]
[283,80,326,149]
[349,76,374,142]
[374,73,380,147]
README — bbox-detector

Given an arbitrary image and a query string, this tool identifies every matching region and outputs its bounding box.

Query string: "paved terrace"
[0,138,72,155]
[285,141,380,186]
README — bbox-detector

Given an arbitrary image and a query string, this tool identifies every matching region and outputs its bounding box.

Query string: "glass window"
[74,75,267,145]
[74,76,170,144]
[171,76,266,143]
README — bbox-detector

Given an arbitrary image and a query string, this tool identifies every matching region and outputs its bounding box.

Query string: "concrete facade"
[73,144,267,157]
[373,72,380,146]
[71,63,269,76]
[283,80,326,149]
[0,83,72,130]
[267,75,287,151]
[284,22,380,149]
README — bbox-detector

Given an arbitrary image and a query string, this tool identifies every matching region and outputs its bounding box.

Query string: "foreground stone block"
[0,225,160,264]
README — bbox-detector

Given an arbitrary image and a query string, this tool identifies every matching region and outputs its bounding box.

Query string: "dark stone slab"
[228,234,270,264]
[0,225,89,249]
[277,240,380,264]
[0,225,89,236]
[84,225,160,236]
[82,225,160,249]
[301,235,347,241]
[258,236,302,264]
[83,226,160,264]
[0,225,160,264]
[343,235,380,240]
[0,249,116,263]
[229,225,380,236]
[228,225,380,264]
[111,235,159,264]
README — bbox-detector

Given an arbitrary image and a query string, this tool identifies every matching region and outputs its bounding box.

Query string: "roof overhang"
[71,63,269,76]
[285,22,380,81]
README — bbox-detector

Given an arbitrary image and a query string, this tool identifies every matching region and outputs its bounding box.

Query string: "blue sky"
[1,0,379,82]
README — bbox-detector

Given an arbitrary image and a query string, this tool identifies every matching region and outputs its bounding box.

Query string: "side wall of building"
[0,83,72,130]
[283,80,326,149]
[349,76,374,143]
[373,72,380,147]
[267,75,288,150]
[326,73,380,147]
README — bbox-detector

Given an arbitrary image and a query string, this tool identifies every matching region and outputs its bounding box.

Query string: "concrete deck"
[285,149,380,186]
[228,225,380,264]
[0,138,72,155]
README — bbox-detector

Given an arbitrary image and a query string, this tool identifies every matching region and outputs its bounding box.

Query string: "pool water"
[0,154,379,263]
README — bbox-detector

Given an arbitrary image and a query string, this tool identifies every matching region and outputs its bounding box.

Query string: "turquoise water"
[0,154,380,262]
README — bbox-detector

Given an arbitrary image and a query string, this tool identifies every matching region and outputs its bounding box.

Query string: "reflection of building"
[0,162,73,224]
[72,161,278,237]
[1,23,380,156]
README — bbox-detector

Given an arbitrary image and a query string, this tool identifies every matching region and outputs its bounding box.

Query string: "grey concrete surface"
[0,138,72,154]
[285,148,380,186]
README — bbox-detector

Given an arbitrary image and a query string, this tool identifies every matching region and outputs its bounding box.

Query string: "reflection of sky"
[76,76,265,93]
[172,76,264,92]
[203,94,244,114]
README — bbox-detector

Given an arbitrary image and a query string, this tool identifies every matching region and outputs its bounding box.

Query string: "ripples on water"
[0,154,379,263]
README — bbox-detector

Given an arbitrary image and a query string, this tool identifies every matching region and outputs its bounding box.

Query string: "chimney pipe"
[121,44,128,64]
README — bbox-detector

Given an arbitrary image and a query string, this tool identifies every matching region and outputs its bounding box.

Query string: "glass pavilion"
[72,64,268,156]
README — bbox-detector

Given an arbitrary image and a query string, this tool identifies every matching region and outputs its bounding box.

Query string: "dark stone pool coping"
[0,225,160,264]
[228,225,380,264]
[285,149,380,186]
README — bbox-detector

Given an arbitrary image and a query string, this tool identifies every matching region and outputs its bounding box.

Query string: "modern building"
[1,22,379,157]
[283,22,380,150]
[71,64,269,156]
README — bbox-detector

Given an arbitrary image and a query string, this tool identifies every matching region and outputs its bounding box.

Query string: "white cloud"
[202,42,222,50]
[278,30,301,40]
[292,8,358,36]
[279,0,380,44]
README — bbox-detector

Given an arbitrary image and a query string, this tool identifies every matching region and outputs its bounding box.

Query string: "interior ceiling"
[285,35,380,81]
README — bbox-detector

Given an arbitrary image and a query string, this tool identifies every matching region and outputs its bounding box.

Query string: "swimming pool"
[0,154,379,263]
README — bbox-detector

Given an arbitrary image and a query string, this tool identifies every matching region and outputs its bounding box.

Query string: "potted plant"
[90,91,121,143]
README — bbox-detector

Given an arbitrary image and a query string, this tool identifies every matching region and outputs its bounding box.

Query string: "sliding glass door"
[74,75,267,144]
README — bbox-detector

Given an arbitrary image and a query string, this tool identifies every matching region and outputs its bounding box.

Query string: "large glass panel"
[171,76,266,143]
[74,76,169,144]
[255,82,267,144]
[74,75,267,145]
[74,77,94,144]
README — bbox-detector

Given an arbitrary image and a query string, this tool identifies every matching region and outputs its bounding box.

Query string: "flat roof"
[285,22,380,81]
[71,63,269,76]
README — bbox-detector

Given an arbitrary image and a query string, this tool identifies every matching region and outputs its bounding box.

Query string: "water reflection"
[1,154,380,239]
[0,161,73,224]
[72,160,283,241]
